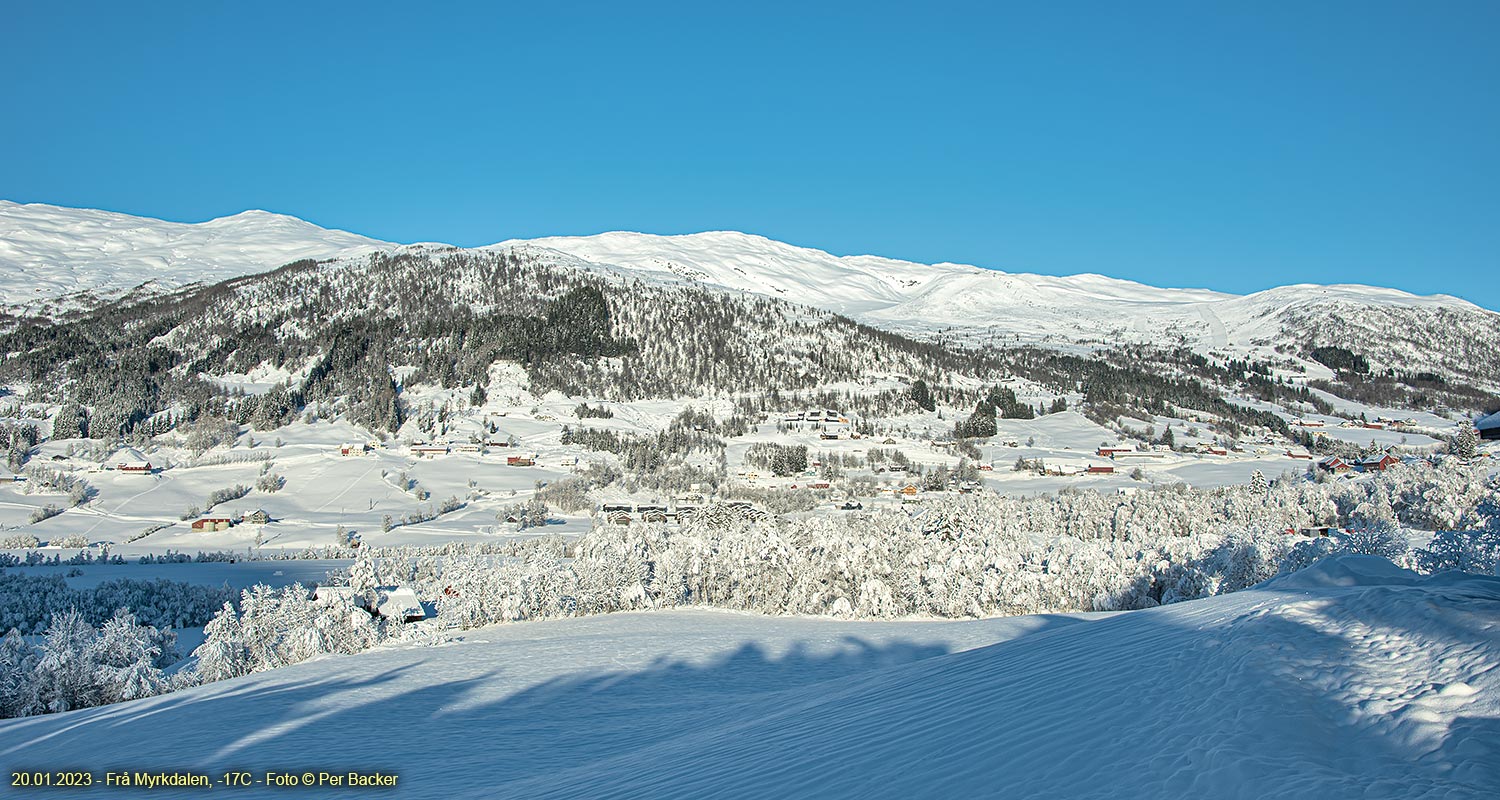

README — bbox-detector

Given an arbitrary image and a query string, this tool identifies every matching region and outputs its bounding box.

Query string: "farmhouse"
[1097,447,1135,457]
[1478,411,1500,441]
[242,509,271,525]
[339,442,372,456]
[1317,456,1353,473]
[637,505,669,523]
[190,517,234,532]
[313,585,426,622]
[506,455,536,467]
[1086,465,1115,475]
[411,444,450,457]
[1285,450,1314,460]
[600,504,633,525]
[455,443,484,454]
[1356,453,1400,472]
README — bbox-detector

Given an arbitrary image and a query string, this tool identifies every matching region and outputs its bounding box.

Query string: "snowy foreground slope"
[1,557,1496,799]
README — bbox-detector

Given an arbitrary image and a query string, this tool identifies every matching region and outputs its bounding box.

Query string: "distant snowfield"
[1,556,1494,799]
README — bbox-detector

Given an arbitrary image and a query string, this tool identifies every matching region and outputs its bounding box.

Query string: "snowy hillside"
[503,230,1494,351]
[496,231,1500,385]
[0,201,386,311]
[5,201,1497,383]
[1,556,1494,799]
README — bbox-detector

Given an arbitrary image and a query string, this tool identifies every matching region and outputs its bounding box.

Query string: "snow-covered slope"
[504,231,1495,353]
[5,202,1496,379]
[497,230,1500,384]
[2,556,1494,798]
[0,201,387,310]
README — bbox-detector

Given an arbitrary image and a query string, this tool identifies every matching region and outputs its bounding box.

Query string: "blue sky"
[4,1,1497,307]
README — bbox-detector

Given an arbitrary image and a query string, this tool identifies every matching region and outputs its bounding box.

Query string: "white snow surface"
[1,556,1495,799]
[0,201,384,309]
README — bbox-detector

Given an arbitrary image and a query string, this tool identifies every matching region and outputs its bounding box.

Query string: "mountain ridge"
[3,202,1496,387]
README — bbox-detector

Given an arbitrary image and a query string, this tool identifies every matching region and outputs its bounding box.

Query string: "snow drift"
[0,556,1495,798]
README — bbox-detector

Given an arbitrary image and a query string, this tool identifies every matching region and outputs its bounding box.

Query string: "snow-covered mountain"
[503,230,1492,353]
[0,201,385,310]
[4,202,1495,382]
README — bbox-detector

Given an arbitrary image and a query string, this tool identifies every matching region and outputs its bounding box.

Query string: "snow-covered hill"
[0,201,386,310]
[5,201,1496,382]
[0,556,1493,798]
[506,230,1496,358]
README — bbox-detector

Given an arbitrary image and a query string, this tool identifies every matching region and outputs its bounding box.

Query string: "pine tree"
[1451,425,1479,460]
[910,379,935,412]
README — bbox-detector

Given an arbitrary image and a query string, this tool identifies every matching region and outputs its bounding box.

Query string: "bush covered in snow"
[0,609,179,719]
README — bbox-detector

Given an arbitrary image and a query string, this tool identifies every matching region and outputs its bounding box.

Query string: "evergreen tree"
[910,379,935,412]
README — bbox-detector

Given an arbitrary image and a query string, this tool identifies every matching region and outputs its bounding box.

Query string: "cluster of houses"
[1316,452,1402,474]
[399,441,535,465]
[597,501,767,525]
[189,508,271,532]
[1096,447,1169,461]
[1295,416,1419,432]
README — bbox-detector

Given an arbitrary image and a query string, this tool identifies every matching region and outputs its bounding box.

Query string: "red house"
[190,517,234,532]
[1357,453,1400,472]
[1087,465,1115,474]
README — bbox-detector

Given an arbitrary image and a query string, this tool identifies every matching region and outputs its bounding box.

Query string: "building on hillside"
[242,509,271,525]
[1317,456,1353,473]
[1086,465,1115,475]
[1478,411,1500,441]
[313,585,426,622]
[506,455,535,467]
[1285,450,1314,460]
[190,517,234,532]
[1356,453,1400,472]
[339,442,372,456]
[455,443,484,454]
[600,504,632,525]
[637,506,669,523]
[411,444,450,457]
[1097,447,1135,457]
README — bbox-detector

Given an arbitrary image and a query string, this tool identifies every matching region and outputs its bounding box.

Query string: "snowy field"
[1,556,1494,799]
[2,403,1414,554]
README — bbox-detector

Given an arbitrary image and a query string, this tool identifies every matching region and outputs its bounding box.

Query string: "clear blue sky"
[4,1,1497,308]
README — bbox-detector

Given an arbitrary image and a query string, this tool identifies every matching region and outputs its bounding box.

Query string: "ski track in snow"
[0,557,1495,799]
